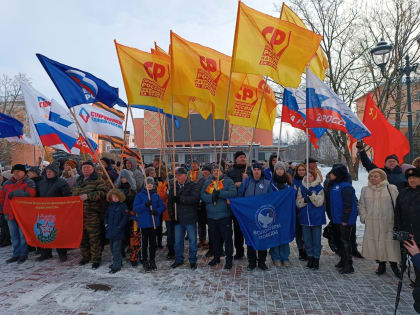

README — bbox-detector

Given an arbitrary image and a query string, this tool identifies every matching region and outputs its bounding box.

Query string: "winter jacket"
[263,154,277,181]
[201,175,237,220]
[238,176,272,197]
[360,150,407,191]
[72,172,108,214]
[168,180,201,225]
[330,181,358,225]
[270,173,291,191]
[226,164,250,190]
[296,175,326,226]
[126,158,144,193]
[37,175,71,198]
[116,169,137,192]
[0,176,36,220]
[105,202,129,240]
[31,175,44,196]
[394,185,420,244]
[359,180,400,262]
[116,169,137,210]
[157,180,170,221]
[133,189,165,228]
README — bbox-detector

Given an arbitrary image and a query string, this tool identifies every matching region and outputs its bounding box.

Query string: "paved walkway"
[0,240,416,315]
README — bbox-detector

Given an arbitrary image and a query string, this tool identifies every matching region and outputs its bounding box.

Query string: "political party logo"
[78,107,90,123]
[233,84,258,118]
[259,26,291,69]
[194,56,222,96]
[255,204,275,229]
[37,96,51,108]
[34,214,57,243]
[140,61,170,99]
[66,69,98,101]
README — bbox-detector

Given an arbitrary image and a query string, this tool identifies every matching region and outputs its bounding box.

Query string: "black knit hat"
[45,164,59,175]
[11,164,26,173]
[385,154,399,164]
[28,166,41,176]
[202,164,212,172]
[406,167,420,179]
[234,151,246,161]
[82,160,95,167]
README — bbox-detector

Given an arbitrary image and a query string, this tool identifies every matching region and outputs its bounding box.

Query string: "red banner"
[10,197,83,248]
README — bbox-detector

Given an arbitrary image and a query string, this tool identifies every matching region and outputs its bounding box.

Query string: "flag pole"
[71,108,87,161]
[306,127,309,188]
[163,116,170,183]
[187,113,194,164]
[157,111,164,178]
[212,111,217,162]
[245,75,268,174]
[129,106,155,230]
[69,109,115,188]
[119,104,131,170]
[276,116,283,159]
[225,124,233,161]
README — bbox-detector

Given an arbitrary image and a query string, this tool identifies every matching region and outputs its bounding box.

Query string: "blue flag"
[0,112,23,138]
[229,188,296,251]
[36,54,125,108]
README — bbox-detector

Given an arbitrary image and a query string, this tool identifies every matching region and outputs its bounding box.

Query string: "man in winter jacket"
[168,167,201,269]
[0,164,36,264]
[263,154,277,181]
[201,164,237,269]
[197,164,212,252]
[226,151,250,260]
[100,157,118,183]
[238,162,272,271]
[72,161,108,269]
[394,167,420,287]
[187,160,202,183]
[357,142,407,191]
[125,158,145,193]
[37,164,71,262]
[329,165,358,274]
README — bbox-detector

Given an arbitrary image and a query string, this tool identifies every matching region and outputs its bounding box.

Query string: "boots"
[142,260,151,272]
[306,256,314,269]
[376,262,386,275]
[312,258,319,270]
[149,260,157,271]
[339,242,354,274]
[390,262,401,278]
[299,248,308,261]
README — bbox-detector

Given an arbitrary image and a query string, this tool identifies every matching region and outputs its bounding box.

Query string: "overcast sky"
[1,0,289,136]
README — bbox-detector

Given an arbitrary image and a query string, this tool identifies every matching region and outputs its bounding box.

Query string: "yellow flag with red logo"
[229,74,277,131]
[171,31,246,119]
[280,3,328,81]
[232,2,322,88]
[151,42,214,120]
[115,41,188,118]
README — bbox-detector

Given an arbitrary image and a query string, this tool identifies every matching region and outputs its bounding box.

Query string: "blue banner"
[0,112,23,138]
[229,187,296,251]
[36,54,126,108]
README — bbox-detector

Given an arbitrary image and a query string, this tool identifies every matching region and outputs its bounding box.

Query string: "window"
[194,144,201,147]
[258,152,266,161]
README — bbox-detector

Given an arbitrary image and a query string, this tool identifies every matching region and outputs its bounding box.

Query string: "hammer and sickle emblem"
[369,108,378,120]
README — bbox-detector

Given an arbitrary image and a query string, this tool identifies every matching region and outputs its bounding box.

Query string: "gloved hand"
[173,195,180,204]
[304,196,311,203]
[145,200,153,208]
[356,141,364,150]
[307,190,313,196]
[212,190,220,203]
[149,209,159,216]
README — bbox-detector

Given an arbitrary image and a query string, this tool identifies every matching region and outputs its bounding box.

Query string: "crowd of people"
[0,148,419,285]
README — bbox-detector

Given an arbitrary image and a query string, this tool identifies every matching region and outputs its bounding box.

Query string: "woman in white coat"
[359,168,401,277]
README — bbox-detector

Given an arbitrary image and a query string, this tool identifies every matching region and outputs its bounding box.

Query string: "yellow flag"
[151,42,215,120]
[115,41,188,118]
[280,3,328,80]
[229,74,277,131]
[171,31,246,119]
[232,2,322,88]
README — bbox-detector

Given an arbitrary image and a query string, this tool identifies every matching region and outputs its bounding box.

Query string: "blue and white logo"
[66,69,98,101]
[255,205,275,229]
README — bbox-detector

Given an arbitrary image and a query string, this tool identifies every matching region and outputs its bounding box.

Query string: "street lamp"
[370,38,418,163]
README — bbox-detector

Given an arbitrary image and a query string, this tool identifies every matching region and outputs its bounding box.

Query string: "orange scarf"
[205,179,224,194]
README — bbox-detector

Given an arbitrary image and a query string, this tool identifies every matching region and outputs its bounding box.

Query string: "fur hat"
[82,160,94,167]
[234,151,246,161]
[406,167,420,179]
[64,159,78,169]
[274,161,289,172]
[368,168,387,181]
[106,188,126,203]
[385,154,399,164]
[11,164,26,173]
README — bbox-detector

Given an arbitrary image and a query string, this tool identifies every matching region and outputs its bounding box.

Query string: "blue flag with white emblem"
[36,54,126,108]
[229,187,296,250]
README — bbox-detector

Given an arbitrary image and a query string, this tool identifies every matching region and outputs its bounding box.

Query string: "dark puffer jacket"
[360,150,407,191]
[37,165,71,197]
[394,185,420,244]
[226,164,250,189]
[105,189,128,240]
[167,180,201,225]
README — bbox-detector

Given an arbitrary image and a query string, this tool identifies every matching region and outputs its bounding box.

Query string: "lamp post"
[370,38,418,163]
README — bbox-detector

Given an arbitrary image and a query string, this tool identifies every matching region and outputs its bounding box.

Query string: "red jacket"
[0,176,36,220]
